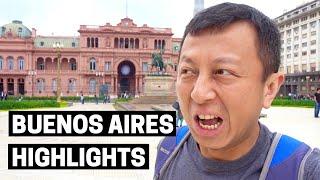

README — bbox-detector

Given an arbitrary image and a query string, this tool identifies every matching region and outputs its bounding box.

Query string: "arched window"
[120,38,124,48]
[37,57,45,70]
[89,58,96,71]
[52,78,57,92]
[68,79,76,92]
[18,57,24,70]
[89,78,96,93]
[70,58,77,70]
[135,38,139,49]
[130,38,134,49]
[36,79,45,93]
[91,37,94,48]
[95,37,99,48]
[7,56,14,70]
[162,40,165,50]
[87,37,90,47]
[154,40,157,49]
[0,56,3,70]
[114,38,119,48]
[125,38,129,48]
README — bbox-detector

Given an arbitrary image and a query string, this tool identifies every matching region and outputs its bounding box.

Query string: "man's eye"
[181,69,194,75]
[214,69,231,75]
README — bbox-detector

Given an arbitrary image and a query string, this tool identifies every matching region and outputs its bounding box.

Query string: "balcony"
[0,69,28,75]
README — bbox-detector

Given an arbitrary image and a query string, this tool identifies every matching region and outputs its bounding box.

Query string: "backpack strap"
[154,126,190,180]
[259,133,311,180]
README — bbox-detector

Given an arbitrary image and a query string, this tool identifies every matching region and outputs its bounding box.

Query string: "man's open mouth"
[195,114,223,130]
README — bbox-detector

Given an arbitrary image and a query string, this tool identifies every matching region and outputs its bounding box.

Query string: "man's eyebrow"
[213,56,241,65]
[180,55,195,65]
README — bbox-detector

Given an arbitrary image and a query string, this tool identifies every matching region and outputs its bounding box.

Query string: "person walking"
[80,94,84,104]
[314,88,320,117]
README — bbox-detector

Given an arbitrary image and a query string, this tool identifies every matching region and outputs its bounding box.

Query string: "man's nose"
[190,75,217,104]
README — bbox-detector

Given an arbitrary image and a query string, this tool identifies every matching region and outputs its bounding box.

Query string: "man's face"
[176,21,267,156]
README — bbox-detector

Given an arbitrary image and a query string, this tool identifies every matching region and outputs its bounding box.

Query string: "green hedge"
[271,98,315,108]
[0,100,67,110]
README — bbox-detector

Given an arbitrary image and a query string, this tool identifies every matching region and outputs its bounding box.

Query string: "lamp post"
[28,70,36,97]
[53,42,64,102]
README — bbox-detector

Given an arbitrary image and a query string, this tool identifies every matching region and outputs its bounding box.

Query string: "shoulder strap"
[154,126,190,180]
[260,133,309,180]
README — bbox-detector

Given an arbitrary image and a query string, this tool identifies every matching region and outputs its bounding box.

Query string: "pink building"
[0,19,181,97]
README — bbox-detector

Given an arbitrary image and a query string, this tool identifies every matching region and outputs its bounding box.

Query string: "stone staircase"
[131,95,177,104]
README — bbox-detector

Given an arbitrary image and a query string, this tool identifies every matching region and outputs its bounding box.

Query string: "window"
[302,42,307,47]
[311,3,316,8]
[294,36,299,41]
[294,44,299,50]
[311,40,316,45]
[18,57,24,70]
[311,49,316,55]
[40,41,44,46]
[36,79,45,93]
[301,16,308,21]
[70,61,77,70]
[294,27,299,34]
[52,79,57,92]
[301,24,307,30]
[68,79,76,92]
[0,57,2,70]
[287,54,291,58]
[95,37,98,48]
[302,64,307,73]
[310,21,316,28]
[302,7,307,12]
[286,29,291,36]
[294,52,298,57]
[105,61,111,71]
[293,19,299,24]
[280,32,284,38]
[8,57,14,70]
[302,33,307,39]
[142,62,148,72]
[87,37,90,47]
[287,66,291,73]
[287,38,291,44]
[302,51,307,56]
[311,31,316,36]
[294,65,299,73]
[89,79,96,93]
[287,46,291,51]
[311,63,316,72]
[72,42,76,47]
[89,58,96,71]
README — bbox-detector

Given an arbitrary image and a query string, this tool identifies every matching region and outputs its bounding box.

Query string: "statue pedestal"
[143,76,175,96]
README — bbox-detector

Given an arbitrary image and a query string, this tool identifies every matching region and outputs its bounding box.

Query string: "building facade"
[0,18,181,97]
[275,0,320,96]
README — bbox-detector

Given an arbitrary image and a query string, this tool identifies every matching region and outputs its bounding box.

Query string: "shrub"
[272,98,314,108]
[0,100,64,110]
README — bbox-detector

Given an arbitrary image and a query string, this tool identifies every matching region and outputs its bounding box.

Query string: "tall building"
[275,0,320,96]
[194,0,204,16]
[0,18,182,97]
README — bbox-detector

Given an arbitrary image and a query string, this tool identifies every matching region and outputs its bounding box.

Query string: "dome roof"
[0,20,32,38]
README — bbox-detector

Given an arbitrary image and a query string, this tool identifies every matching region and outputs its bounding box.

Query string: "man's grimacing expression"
[176,21,284,160]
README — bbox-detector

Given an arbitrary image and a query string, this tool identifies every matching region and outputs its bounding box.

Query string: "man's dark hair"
[180,2,280,81]
[317,87,320,91]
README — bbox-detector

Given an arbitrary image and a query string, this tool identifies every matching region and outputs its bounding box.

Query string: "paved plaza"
[0,104,319,180]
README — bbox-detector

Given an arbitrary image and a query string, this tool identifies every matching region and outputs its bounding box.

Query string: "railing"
[0,70,28,75]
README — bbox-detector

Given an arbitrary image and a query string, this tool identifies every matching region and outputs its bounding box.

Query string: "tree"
[151,52,164,73]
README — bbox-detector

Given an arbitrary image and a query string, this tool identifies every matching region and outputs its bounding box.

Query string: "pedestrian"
[94,94,98,104]
[154,3,320,180]
[172,101,183,127]
[80,94,84,104]
[0,91,3,100]
[314,88,320,117]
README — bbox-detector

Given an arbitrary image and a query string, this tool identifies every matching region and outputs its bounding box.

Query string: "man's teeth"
[199,121,221,130]
[198,114,215,120]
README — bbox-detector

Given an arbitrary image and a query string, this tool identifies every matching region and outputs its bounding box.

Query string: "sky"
[0,0,312,37]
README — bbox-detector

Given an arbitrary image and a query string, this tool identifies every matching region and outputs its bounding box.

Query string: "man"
[314,88,320,117]
[154,3,320,180]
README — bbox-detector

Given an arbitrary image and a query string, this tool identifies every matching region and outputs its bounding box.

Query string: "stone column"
[135,76,138,95]
[115,77,118,96]
[111,75,114,94]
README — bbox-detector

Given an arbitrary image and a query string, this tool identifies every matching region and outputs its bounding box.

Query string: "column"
[115,77,118,95]
[139,76,143,95]
[111,75,114,94]
[135,76,138,95]
[3,78,7,94]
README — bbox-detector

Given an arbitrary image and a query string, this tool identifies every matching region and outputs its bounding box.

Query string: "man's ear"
[263,73,284,109]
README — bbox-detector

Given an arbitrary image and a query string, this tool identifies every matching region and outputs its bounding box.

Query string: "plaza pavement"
[0,104,319,180]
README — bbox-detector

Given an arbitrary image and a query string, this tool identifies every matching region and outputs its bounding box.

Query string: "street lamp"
[53,42,64,102]
[28,70,36,97]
